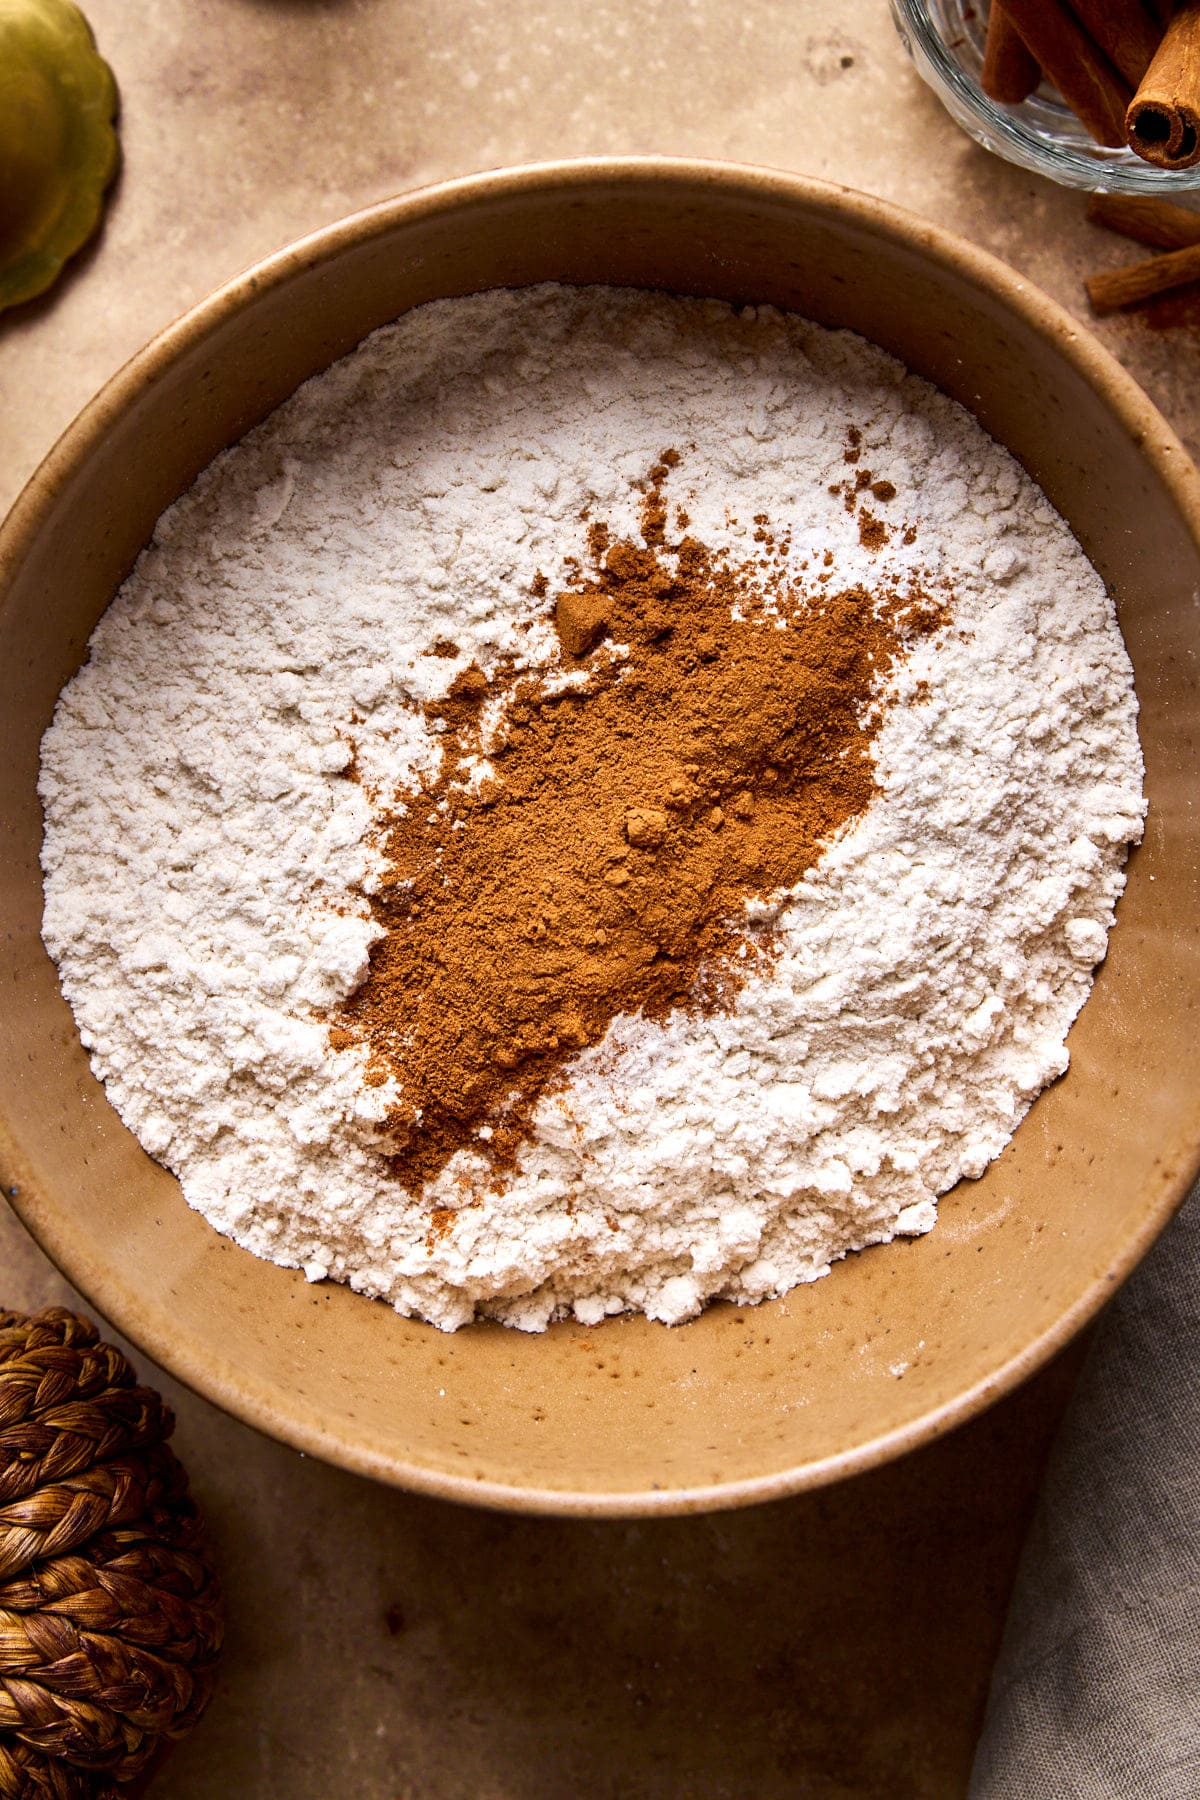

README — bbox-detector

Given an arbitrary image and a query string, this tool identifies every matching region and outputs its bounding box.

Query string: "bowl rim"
[4,154,1200,1516]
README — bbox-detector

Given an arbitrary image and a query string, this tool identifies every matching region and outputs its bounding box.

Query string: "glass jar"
[891,0,1200,194]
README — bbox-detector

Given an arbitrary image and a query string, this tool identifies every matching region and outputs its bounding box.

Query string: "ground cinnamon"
[334,454,944,1194]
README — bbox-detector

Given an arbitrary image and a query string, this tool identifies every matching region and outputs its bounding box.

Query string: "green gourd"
[0,0,118,312]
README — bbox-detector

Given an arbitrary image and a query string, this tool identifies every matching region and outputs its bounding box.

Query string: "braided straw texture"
[0,1310,223,1799]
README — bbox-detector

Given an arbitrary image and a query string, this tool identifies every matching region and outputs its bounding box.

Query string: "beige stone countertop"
[3,2,1196,1795]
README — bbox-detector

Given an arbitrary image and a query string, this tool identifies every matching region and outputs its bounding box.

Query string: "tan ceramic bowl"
[2,160,1199,1515]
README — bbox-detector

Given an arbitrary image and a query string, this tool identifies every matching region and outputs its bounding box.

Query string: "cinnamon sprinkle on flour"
[338,454,946,1194]
[39,286,1145,1331]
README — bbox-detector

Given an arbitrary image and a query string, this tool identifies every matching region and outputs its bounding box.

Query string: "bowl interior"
[2,163,1199,1514]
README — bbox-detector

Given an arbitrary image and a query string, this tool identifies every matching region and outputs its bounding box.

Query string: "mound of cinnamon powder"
[334,453,944,1191]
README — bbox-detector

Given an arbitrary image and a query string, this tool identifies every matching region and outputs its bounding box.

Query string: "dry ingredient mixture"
[341,451,948,1195]
[39,286,1146,1331]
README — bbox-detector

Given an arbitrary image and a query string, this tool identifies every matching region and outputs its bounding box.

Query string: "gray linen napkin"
[969,1184,1200,1799]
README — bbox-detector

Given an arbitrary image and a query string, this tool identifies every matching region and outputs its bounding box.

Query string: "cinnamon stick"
[981,6,1040,106]
[1067,0,1161,90]
[997,0,1132,146]
[1086,193,1200,252]
[1126,0,1200,168]
[1085,241,1200,313]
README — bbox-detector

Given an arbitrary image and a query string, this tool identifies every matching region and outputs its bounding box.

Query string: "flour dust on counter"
[38,286,1145,1331]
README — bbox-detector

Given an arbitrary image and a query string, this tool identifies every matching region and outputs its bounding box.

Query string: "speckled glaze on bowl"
[1,160,1199,1516]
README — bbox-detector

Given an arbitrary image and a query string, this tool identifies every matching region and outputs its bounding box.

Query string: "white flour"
[39,286,1145,1331]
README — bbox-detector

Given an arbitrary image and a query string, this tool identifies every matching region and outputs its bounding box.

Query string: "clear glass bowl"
[892,0,1200,193]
